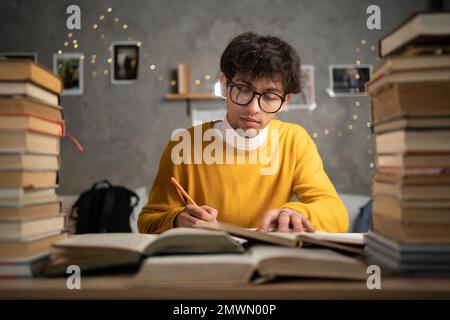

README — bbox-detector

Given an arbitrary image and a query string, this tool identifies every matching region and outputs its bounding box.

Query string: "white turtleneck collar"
[213,115,269,150]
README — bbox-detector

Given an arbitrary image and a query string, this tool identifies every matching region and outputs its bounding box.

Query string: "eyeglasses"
[227,81,286,114]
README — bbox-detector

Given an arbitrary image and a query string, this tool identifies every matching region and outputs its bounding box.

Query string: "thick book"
[372,211,450,244]
[0,231,67,260]
[370,82,450,123]
[372,55,450,82]
[0,201,61,219]
[373,194,450,224]
[376,152,450,172]
[0,114,64,136]
[372,180,450,200]
[0,171,57,188]
[374,117,450,134]
[366,231,450,274]
[367,69,450,96]
[0,60,63,95]
[0,96,63,122]
[0,82,59,107]
[196,221,365,254]
[0,252,50,279]
[45,228,245,274]
[132,245,367,288]
[0,131,60,155]
[0,187,58,207]
[0,214,65,240]
[380,12,450,58]
[373,171,450,184]
[0,154,59,171]
[375,130,450,154]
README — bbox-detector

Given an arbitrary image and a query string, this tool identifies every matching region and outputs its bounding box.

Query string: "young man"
[138,32,348,234]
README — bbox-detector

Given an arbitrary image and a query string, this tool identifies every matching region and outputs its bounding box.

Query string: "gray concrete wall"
[0,0,430,195]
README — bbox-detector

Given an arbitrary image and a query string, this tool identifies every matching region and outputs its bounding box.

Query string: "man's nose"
[247,95,260,114]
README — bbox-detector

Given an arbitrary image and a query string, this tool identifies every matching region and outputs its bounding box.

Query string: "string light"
[99,15,105,20]
[324,129,330,135]
[103,69,109,75]
[107,58,112,64]
[93,23,98,30]
[64,42,68,47]
[369,162,375,168]
[361,39,367,45]
[170,80,177,87]
[366,122,371,128]
[80,55,85,61]
[92,71,97,76]
[137,41,142,47]
[150,64,156,70]
[114,17,119,23]
[355,48,360,53]
[352,114,358,120]
[370,45,376,51]
[355,60,361,65]
[355,74,360,79]
[72,40,77,44]
[74,44,79,48]
[195,80,201,86]
[123,24,128,30]
[337,132,343,138]
[57,50,62,54]
[68,32,73,38]
[100,34,105,39]
[312,132,318,138]
[107,7,112,13]
[355,101,360,107]
[205,74,211,80]
[348,124,353,130]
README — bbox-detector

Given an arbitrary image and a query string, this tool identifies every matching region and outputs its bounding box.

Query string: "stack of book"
[366,12,450,274]
[0,59,68,278]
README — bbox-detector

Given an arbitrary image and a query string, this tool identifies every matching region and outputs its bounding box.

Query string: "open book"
[195,221,366,255]
[46,228,244,274]
[132,245,367,287]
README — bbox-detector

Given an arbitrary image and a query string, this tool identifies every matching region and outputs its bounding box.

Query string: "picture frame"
[0,52,38,62]
[111,41,140,84]
[285,64,317,111]
[53,52,84,96]
[326,64,372,97]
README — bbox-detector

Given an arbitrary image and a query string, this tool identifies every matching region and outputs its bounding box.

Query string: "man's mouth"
[240,117,260,128]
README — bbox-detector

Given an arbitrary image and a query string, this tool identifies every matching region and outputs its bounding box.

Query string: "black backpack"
[70,180,140,234]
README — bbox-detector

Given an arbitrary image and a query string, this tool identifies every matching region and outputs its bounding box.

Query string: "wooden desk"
[1,276,450,299]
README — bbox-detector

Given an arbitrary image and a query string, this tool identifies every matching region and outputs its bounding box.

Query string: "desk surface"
[1,275,450,299]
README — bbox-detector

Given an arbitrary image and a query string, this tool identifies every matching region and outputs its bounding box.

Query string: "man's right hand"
[174,204,218,228]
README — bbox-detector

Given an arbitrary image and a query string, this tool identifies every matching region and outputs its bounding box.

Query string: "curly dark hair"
[220,32,301,94]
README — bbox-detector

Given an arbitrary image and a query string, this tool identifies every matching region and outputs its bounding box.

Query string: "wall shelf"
[165,92,222,116]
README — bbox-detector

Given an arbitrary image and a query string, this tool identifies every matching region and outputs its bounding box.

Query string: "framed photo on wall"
[111,41,140,84]
[53,52,84,96]
[285,64,316,111]
[327,64,372,97]
[0,52,37,62]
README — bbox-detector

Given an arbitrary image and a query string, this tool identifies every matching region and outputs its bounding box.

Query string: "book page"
[53,233,157,254]
[298,231,366,245]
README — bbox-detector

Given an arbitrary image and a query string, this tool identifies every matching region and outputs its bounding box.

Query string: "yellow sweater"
[138,119,348,234]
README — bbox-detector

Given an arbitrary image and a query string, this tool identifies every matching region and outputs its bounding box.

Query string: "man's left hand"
[258,208,315,233]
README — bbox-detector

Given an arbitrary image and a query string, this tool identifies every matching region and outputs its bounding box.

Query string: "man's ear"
[280,93,292,112]
[219,73,228,98]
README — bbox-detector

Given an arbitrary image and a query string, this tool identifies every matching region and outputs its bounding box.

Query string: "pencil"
[170,177,199,207]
